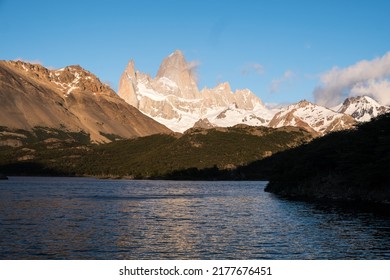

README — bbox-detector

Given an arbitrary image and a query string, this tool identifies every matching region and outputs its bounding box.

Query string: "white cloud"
[314,51,390,106]
[349,79,390,105]
[186,60,200,85]
[270,70,294,93]
[241,63,265,76]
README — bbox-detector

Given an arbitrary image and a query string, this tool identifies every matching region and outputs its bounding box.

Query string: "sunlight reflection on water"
[1,177,390,259]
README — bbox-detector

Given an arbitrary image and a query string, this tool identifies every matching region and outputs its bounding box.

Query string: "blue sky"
[1,0,390,106]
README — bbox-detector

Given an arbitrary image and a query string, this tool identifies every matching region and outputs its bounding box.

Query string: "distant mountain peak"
[296,100,312,107]
[157,49,188,78]
[7,60,112,96]
[342,95,379,106]
[269,100,356,135]
[118,51,273,132]
[169,49,184,58]
[333,95,390,122]
[168,49,185,60]
[125,59,136,73]
[118,59,138,107]
[154,50,199,99]
[215,82,232,92]
[0,60,171,143]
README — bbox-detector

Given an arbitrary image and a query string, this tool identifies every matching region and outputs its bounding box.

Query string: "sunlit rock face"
[118,50,274,132]
[0,60,171,143]
[269,100,357,136]
[332,96,390,122]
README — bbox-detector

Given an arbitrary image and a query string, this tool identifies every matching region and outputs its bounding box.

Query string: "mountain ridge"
[118,50,389,134]
[269,100,357,136]
[118,50,274,132]
[332,95,390,122]
[2,54,389,144]
[0,60,171,143]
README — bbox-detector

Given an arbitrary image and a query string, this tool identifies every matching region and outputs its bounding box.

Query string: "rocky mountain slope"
[0,60,171,143]
[118,50,274,132]
[269,100,357,136]
[119,50,388,135]
[332,96,390,122]
[3,54,387,147]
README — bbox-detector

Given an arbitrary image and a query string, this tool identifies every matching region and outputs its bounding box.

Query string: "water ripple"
[1,177,390,259]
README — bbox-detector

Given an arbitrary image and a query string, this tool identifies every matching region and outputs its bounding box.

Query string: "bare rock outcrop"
[0,60,171,143]
[269,100,356,136]
[118,50,273,132]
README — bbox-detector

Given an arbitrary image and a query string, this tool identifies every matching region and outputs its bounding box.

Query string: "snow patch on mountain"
[158,77,179,90]
[118,50,275,132]
[269,100,356,135]
[332,96,390,122]
[118,50,389,135]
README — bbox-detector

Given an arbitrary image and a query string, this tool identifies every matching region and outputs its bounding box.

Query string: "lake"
[0,177,389,259]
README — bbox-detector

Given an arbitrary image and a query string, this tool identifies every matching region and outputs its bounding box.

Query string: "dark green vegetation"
[0,125,312,179]
[0,126,91,176]
[2,115,389,204]
[0,126,91,146]
[261,113,390,204]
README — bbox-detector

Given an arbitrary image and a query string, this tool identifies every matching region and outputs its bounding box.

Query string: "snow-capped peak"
[333,96,390,122]
[118,50,274,132]
[269,100,356,135]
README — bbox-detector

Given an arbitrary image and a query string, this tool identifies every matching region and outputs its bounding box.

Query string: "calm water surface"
[1,177,389,259]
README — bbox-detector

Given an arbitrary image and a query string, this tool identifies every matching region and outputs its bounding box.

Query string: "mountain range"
[1,51,389,148]
[118,50,274,133]
[118,50,389,135]
[332,95,390,122]
[1,53,389,205]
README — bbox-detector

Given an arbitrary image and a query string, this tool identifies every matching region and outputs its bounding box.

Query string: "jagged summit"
[269,100,356,135]
[0,60,171,143]
[296,100,312,107]
[118,50,273,132]
[155,49,199,99]
[122,60,136,78]
[333,96,390,122]
[156,50,186,77]
[9,60,114,97]
[117,51,386,135]
[118,59,138,107]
